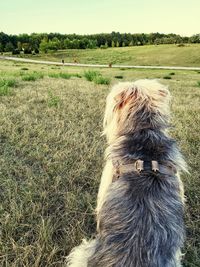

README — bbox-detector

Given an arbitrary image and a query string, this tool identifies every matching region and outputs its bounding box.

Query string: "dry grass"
[0,60,199,266]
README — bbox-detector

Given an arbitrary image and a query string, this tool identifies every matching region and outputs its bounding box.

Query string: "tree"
[39,38,49,53]
[17,41,22,50]
[190,34,200,43]
[5,42,14,52]
[0,43,4,52]
[22,43,32,54]
[87,40,97,49]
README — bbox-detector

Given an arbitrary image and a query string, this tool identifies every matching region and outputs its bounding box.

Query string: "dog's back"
[88,170,184,267]
[66,80,186,267]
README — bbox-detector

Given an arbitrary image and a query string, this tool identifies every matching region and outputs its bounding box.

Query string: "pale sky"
[0,0,199,36]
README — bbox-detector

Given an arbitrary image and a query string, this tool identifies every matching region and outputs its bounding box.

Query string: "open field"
[7,44,200,67]
[0,59,200,266]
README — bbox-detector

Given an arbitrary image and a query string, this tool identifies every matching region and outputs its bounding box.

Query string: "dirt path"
[1,55,200,71]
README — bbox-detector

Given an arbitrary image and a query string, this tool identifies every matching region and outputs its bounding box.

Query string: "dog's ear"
[114,88,138,110]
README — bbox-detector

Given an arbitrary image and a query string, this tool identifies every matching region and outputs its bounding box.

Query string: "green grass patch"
[0,78,17,87]
[72,73,82,78]
[94,75,110,85]
[47,90,61,107]
[197,81,200,87]
[21,72,44,81]
[48,72,81,79]
[0,85,12,96]
[84,70,100,81]
[48,73,60,78]
[84,70,110,84]
[59,73,71,79]
[0,78,17,96]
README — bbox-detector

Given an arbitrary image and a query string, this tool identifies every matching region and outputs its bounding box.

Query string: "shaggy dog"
[66,80,187,267]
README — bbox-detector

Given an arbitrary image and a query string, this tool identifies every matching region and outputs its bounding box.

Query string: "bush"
[163,76,172,80]
[21,67,29,71]
[0,78,17,87]
[84,70,110,85]
[21,72,44,81]
[169,72,175,75]
[84,70,100,81]
[197,81,200,87]
[94,76,110,85]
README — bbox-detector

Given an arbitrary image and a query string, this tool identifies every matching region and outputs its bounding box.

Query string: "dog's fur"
[66,80,187,267]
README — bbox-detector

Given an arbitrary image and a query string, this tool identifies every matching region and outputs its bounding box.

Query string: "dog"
[66,79,187,267]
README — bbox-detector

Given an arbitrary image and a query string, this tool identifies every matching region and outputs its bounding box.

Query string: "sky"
[0,0,199,36]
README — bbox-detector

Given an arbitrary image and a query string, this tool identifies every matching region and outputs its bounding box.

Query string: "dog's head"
[103,79,171,143]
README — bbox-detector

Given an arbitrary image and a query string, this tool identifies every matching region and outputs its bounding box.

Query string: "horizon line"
[1,30,199,38]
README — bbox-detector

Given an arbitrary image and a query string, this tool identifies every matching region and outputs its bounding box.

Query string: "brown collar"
[113,159,177,180]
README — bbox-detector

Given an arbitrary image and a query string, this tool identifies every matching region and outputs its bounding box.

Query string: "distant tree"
[71,39,80,49]
[190,34,200,43]
[129,40,133,46]
[64,38,70,49]
[87,40,97,49]
[18,33,30,44]
[154,38,162,45]
[22,43,32,54]
[79,38,89,49]
[0,32,9,50]
[17,41,22,51]
[0,43,3,52]
[51,37,61,49]
[0,31,197,53]
[5,42,14,52]
[39,38,49,53]
[111,40,115,47]
[12,49,20,55]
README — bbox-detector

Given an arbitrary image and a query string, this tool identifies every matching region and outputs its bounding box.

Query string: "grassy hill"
[11,44,200,67]
[0,60,200,266]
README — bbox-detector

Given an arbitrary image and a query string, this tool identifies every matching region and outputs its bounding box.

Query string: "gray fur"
[88,112,185,266]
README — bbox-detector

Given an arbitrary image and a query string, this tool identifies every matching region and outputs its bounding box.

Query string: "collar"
[113,159,177,180]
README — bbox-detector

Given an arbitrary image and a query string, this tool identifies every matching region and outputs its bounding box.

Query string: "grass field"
[0,59,200,266]
[9,44,200,67]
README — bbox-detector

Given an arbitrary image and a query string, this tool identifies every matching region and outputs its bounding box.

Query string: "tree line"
[0,31,200,54]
